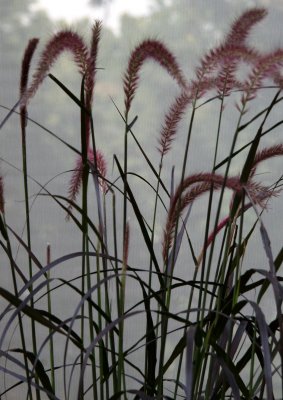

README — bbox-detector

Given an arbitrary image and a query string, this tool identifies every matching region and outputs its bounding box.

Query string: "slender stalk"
[80,77,97,400]
[20,107,40,400]
[157,96,198,398]
[118,222,129,398]
[46,243,55,392]
[96,241,104,400]
[144,159,163,392]
[194,89,227,397]
[111,190,120,395]
[2,216,33,399]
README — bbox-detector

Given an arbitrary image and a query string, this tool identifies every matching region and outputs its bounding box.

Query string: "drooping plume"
[68,148,108,214]
[224,8,267,47]
[162,172,275,263]
[20,30,89,108]
[123,39,188,116]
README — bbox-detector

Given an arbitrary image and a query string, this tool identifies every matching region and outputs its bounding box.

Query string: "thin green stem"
[80,76,97,400]
[46,243,55,392]
[118,257,127,398]
[21,109,39,400]
[157,96,198,398]
[2,216,33,399]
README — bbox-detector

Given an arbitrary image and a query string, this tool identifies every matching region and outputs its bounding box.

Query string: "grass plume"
[1,7,283,400]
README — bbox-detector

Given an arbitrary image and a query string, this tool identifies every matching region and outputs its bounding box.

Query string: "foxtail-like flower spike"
[85,21,102,109]
[20,38,39,98]
[196,45,259,84]
[158,91,191,157]
[123,39,188,116]
[248,144,283,179]
[67,148,108,216]
[20,38,39,130]
[157,8,283,159]
[162,172,274,263]
[18,24,104,216]
[197,142,283,266]
[253,144,283,169]
[20,30,89,108]
[194,9,267,101]
[84,21,102,148]
[89,148,108,194]
[224,8,267,47]
[241,49,283,104]
[158,46,260,158]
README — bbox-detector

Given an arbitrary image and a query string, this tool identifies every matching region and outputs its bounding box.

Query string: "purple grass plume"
[162,169,280,264]
[172,144,283,267]
[17,23,105,215]
[20,30,89,109]
[123,39,188,117]
[157,8,283,158]
[19,38,39,131]
[67,148,108,217]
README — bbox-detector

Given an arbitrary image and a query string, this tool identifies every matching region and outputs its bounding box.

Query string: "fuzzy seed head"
[123,39,188,115]
[21,30,89,108]
[67,148,108,214]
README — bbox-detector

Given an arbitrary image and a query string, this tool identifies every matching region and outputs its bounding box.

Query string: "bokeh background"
[1,0,283,397]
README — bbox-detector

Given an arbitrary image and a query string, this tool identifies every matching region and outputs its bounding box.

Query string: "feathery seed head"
[88,148,108,194]
[67,148,108,213]
[158,9,270,161]
[20,30,89,108]
[123,39,188,115]
[20,38,39,130]
[241,50,283,103]
[158,91,191,157]
[253,144,283,169]
[224,8,267,47]
[20,38,39,98]
[162,172,275,263]
[85,20,102,106]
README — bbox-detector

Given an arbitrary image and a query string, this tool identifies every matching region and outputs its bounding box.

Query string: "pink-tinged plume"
[157,27,262,159]
[83,21,102,148]
[252,144,283,169]
[68,149,108,213]
[241,49,283,103]
[190,144,283,266]
[224,8,267,47]
[19,38,39,130]
[158,91,191,157]
[85,21,102,107]
[162,172,275,263]
[123,39,188,116]
[20,30,89,108]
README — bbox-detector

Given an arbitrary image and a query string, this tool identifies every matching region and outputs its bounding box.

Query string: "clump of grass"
[0,7,283,400]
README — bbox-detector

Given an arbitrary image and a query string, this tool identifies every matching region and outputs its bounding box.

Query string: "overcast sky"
[32,0,152,32]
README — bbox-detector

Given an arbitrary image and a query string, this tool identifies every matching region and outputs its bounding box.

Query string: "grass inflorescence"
[0,7,283,400]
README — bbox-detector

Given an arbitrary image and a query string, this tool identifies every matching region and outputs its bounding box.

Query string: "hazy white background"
[32,0,152,32]
[1,1,283,397]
